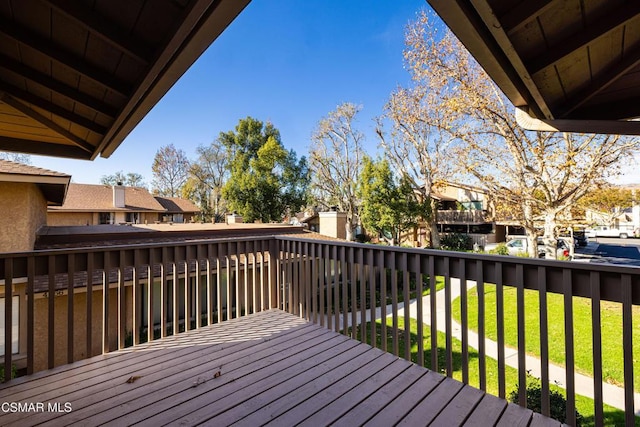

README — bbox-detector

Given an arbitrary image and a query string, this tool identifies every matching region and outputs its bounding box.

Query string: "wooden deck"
[0,310,561,426]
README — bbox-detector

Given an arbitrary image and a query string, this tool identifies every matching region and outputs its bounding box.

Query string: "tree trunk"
[542,210,559,259]
[345,216,354,241]
[523,202,538,258]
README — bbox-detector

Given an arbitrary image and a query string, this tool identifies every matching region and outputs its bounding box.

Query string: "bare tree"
[188,141,229,221]
[0,151,30,164]
[375,13,462,248]
[101,171,146,188]
[151,144,190,197]
[309,103,365,241]
[405,10,640,257]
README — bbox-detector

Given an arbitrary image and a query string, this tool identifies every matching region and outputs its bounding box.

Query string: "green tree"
[357,157,429,245]
[221,117,309,223]
[578,186,634,226]
[151,144,190,197]
[100,171,146,188]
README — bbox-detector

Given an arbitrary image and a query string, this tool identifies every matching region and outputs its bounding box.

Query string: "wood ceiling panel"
[536,0,583,47]
[51,9,88,60]
[583,0,625,25]
[509,18,547,62]
[133,1,186,45]
[83,34,125,76]
[587,27,624,78]
[93,0,147,42]
[555,48,592,97]
[532,66,566,106]
[0,0,251,158]
[10,0,50,37]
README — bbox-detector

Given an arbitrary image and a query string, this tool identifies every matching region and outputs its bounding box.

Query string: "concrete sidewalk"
[395,278,640,415]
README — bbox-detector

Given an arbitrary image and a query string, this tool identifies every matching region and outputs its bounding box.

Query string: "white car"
[485,236,571,259]
[585,226,630,239]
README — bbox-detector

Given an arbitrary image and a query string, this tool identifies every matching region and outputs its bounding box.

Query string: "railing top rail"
[274,234,640,274]
[0,234,279,259]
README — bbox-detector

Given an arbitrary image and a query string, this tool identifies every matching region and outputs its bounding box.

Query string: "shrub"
[487,243,509,255]
[355,233,371,243]
[0,364,17,382]
[509,374,584,426]
[440,233,473,251]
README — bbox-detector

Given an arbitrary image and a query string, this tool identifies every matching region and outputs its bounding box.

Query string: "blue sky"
[30,1,427,185]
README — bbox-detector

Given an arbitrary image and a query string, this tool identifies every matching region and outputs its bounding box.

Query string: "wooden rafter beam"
[526,3,640,75]
[0,54,118,118]
[0,135,91,159]
[0,93,95,154]
[501,0,555,36]
[0,16,133,97]
[39,0,155,64]
[0,81,108,135]
[558,45,640,118]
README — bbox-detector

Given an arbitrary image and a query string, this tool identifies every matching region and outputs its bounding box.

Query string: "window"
[0,296,19,356]
[460,201,483,210]
[126,212,139,223]
[99,212,114,224]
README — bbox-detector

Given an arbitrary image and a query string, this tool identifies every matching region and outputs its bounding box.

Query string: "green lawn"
[451,284,640,393]
[349,317,632,426]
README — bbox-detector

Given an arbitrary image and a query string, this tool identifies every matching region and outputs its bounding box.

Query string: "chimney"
[113,182,125,208]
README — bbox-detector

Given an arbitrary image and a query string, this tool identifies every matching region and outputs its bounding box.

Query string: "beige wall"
[0,182,47,252]
[48,212,94,226]
[31,286,130,372]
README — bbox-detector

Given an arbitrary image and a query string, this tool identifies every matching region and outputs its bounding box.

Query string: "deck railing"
[0,236,279,378]
[1,234,639,426]
[276,236,639,427]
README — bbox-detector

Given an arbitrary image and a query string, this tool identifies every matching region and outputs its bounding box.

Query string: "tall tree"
[151,144,190,197]
[309,103,365,241]
[396,10,640,257]
[188,141,229,222]
[357,156,429,245]
[221,117,309,223]
[376,19,461,248]
[100,171,146,188]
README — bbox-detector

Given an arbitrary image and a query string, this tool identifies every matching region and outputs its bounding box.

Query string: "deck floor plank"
[231,348,385,427]
[0,309,562,427]
[397,376,465,426]
[429,384,486,426]
[90,325,337,426]
[496,402,534,427]
[363,370,445,427]
[264,352,399,427]
[463,392,508,426]
[320,363,428,427]
[151,337,360,426]
[203,340,377,426]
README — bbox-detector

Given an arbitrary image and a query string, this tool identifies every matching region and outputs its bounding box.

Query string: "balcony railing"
[1,235,638,426]
[437,209,489,223]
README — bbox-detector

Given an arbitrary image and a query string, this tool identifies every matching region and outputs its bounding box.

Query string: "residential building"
[155,196,200,223]
[47,183,199,226]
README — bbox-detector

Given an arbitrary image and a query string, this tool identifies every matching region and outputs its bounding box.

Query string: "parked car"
[585,225,631,239]
[485,236,571,259]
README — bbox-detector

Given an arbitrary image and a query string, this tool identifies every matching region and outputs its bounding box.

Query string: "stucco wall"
[48,212,94,226]
[0,182,47,252]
